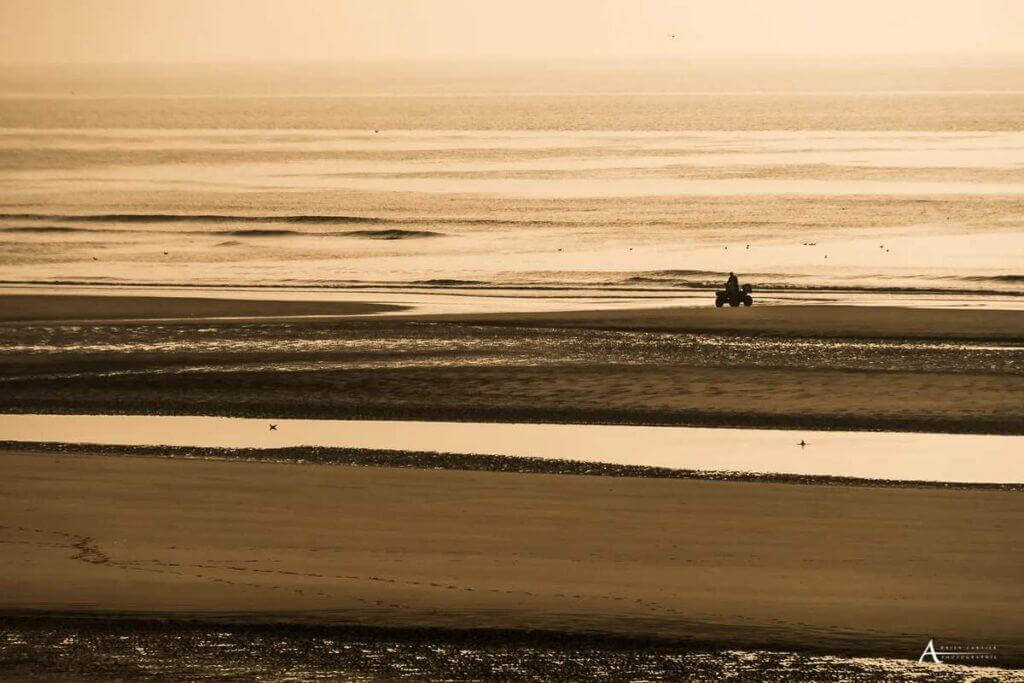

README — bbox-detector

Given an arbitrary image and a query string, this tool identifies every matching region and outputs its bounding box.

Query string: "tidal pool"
[1,413,1021,484]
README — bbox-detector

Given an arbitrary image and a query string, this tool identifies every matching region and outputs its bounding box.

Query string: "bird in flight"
[269,424,277,431]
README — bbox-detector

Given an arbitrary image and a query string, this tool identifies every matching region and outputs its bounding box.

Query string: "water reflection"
[5,620,1021,681]
[3,323,1020,376]
[1,413,1021,484]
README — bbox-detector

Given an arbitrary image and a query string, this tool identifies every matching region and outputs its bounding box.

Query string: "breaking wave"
[0,226,115,233]
[961,274,1024,283]
[412,279,489,286]
[340,229,443,240]
[0,213,384,224]
[214,229,302,237]
[213,228,444,239]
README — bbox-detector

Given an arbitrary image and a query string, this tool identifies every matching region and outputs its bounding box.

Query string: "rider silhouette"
[725,272,739,296]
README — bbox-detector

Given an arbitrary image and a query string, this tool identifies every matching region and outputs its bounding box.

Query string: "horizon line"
[5,53,1024,68]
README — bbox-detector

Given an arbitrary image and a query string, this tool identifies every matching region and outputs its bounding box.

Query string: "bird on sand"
[798,439,808,447]
[269,424,277,431]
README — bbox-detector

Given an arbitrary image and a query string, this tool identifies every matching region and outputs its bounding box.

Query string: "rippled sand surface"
[1,618,1020,681]
[2,308,1021,434]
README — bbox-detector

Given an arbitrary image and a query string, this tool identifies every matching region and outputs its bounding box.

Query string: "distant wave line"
[0,213,563,228]
[0,213,382,224]
[1,278,1020,297]
[6,90,1024,100]
[0,225,444,239]
[0,226,120,234]
[216,228,443,239]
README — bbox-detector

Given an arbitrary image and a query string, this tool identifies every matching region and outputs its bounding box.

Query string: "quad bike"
[715,283,753,307]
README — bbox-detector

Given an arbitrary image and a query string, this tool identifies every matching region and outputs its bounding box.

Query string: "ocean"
[1,62,1022,303]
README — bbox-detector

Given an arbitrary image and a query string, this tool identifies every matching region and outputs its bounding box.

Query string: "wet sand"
[4,364,1021,433]
[1,449,1021,665]
[6,617,1017,681]
[0,294,406,322]
[5,439,1021,489]
[2,293,1022,669]
[419,304,1024,341]
[4,292,1024,339]
[2,293,1022,434]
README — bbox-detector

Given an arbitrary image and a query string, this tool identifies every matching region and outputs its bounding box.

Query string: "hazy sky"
[1,0,1022,64]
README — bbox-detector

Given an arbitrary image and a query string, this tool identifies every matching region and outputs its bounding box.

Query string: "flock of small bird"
[87,238,893,268]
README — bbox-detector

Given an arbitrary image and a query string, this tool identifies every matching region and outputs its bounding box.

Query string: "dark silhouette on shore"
[716,273,753,307]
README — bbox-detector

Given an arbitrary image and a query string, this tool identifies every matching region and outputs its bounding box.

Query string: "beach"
[2,49,1023,677]
[0,294,406,321]
[10,292,1024,336]
[2,293,1022,435]
[2,447,1022,667]
[1,290,1023,676]
[427,303,1024,340]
